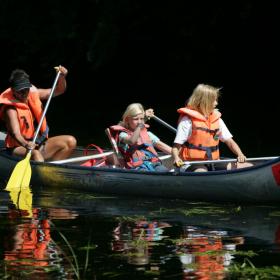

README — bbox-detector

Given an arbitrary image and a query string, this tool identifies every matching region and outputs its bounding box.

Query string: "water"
[1,185,280,280]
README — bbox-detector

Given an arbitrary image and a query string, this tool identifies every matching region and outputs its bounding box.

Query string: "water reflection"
[1,188,280,279]
[175,226,244,279]
[111,217,247,278]
[3,187,78,279]
[112,218,171,266]
[8,186,33,218]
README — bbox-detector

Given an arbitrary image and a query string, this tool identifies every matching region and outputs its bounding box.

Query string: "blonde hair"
[119,103,145,128]
[187,84,221,116]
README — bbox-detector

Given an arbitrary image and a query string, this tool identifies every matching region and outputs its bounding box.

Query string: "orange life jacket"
[5,211,51,267]
[0,87,48,148]
[178,236,224,280]
[177,107,221,160]
[191,238,224,280]
[109,125,159,169]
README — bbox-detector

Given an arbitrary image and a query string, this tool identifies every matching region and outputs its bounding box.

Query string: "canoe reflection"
[176,226,244,280]
[4,187,78,278]
[112,218,171,266]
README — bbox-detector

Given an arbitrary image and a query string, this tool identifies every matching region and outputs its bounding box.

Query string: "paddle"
[183,156,279,166]
[9,186,33,218]
[50,151,113,164]
[152,115,177,133]
[105,128,125,167]
[5,69,62,191]
[51,151,171,165]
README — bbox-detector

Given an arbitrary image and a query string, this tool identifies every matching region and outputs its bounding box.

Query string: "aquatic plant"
[228,258,280,279]
[156,205,242,217]
[57,230,97,279]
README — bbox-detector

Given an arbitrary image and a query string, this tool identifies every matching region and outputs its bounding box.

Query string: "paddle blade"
[5,153,32,191]
[8,186,33,218]
[18,188,33,218]
[21,163,32,189]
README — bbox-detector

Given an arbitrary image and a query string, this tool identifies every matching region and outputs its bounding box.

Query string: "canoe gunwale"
[0,150,280,177]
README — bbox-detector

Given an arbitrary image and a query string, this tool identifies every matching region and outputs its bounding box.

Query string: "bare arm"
[121,124,144,145]
[224,138,247,162]
[172,143,184,166]
[5,107,35,149]
[155,141,172,154]
[38,65,68,100]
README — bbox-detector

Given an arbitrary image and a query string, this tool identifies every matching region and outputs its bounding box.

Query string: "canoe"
[1,141,280,203]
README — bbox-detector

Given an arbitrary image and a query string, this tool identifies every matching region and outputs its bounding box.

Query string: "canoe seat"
[105,128,125,168]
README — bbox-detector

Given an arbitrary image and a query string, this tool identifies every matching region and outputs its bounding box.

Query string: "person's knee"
[194,167,208,172]
[227,162,253,170]
[67,135,77,149]
[32,150,44,162]
[237,162,253,169]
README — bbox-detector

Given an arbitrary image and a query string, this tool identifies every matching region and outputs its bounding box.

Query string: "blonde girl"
[172,84,252,171]
[110,103,171,171]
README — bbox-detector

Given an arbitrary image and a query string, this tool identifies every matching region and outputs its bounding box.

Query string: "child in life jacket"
[109,103,171,171]
[172,84,253,172]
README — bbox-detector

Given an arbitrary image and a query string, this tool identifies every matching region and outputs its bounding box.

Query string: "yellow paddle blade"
[5,153,32,191]
[21,163,32,189]
[18,188,33,218]
[8,186,33,218]
[9,188,20,208]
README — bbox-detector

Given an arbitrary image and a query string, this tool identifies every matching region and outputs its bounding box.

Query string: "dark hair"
[9,69,29,84]
[9,69,31,91]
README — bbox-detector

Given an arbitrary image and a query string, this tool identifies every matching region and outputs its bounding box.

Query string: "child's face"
[212,99,218,110]
[207,99,218,115]
[127,113,145,130]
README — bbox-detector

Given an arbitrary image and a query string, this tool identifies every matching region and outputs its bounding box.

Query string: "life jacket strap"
[184,142,219,160]
[194,127,219,134]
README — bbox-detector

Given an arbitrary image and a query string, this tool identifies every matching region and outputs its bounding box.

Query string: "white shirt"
[174,115,233,145]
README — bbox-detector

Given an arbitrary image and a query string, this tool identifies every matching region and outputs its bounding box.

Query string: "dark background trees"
[0,0,278,155]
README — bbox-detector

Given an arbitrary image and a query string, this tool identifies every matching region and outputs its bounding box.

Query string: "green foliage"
[233,250,258,258]
[268,211,280,217]
[228,258,280,280]
[156,205,242,217]
[57,230,97,280]
[116,215,146,223]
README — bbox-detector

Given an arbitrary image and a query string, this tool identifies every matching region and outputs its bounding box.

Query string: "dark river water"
[1,185,280,279]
